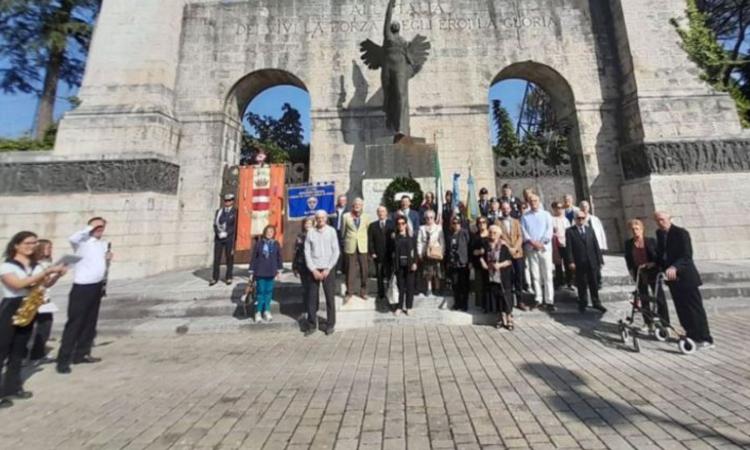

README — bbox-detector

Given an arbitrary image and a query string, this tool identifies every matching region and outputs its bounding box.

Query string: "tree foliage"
[673,0,750,126]
[492,100,520,158]
[240,133,291,166]
[244,103,310,165]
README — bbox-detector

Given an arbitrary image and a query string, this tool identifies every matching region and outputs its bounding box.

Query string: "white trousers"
[526,247,555,304]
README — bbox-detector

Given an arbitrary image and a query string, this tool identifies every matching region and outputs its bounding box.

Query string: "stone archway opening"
[489,61,588,205]
[224,69,311,184]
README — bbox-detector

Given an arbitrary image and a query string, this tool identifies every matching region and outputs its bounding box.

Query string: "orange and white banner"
[236,164,286,252]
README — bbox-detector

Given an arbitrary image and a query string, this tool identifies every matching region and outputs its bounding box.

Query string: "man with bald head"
[654,212,713,349]
[368,205,394,302]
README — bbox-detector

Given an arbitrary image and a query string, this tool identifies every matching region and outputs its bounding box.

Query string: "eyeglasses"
[576,216,586,220]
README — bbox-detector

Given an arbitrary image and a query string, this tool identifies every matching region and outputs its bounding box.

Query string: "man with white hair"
[304,210,340,336]
[654,212,713,349]
[342,198,371,303]
[521,194,556,311]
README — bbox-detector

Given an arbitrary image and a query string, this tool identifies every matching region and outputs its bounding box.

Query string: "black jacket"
[368,219,394,263]
[656,225,702,288]
[213,207,238,241]
[446,228,471,268]
[624,237,658,279]
[392,232,417,270]
[564,225,604,269]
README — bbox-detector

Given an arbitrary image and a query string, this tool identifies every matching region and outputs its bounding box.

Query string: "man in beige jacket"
[342,198,371,303]
[499,200,527,310]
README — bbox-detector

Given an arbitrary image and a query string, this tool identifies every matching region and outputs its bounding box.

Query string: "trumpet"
[12,286,46,327]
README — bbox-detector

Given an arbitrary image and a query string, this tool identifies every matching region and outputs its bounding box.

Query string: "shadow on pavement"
[520,362,750,447]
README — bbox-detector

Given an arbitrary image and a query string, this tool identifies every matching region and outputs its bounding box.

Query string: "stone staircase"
[47,257,750,337]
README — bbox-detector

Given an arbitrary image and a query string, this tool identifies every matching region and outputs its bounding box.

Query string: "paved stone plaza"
[3,297,750,450]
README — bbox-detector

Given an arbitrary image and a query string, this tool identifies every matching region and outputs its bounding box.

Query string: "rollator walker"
[618,268,696,354]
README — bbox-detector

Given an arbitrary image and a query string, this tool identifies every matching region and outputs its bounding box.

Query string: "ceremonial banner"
[236,164,286,252]
[287,183,336,219]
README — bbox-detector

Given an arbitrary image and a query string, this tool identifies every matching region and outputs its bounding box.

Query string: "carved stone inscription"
[621,140,750,180]
[0,159,180,195]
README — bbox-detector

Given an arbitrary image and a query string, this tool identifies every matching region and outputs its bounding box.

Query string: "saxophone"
[12,286,46,327]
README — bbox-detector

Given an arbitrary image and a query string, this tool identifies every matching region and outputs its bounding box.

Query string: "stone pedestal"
[361,139,438,217]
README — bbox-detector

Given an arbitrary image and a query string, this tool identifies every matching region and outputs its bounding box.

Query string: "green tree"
[240,132,291,166]
[673,0,750,126]
[245,103,310,164]
[0,0,102,139]
[491,100,520,158]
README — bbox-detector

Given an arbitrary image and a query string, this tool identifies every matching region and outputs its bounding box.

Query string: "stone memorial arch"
[2,0,749,279]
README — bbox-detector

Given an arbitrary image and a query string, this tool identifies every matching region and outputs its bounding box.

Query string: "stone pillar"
[54,0,186,159]
[611,0,750,260]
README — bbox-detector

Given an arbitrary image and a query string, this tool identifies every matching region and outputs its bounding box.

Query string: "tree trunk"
[34,48,64,140]
[33,0,74,140]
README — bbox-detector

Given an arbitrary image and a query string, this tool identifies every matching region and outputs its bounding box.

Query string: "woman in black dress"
[392,217,417,315]
[482,225,514,329]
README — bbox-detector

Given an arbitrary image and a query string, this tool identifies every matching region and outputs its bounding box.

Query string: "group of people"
[208,184,714,347]
[0,218,111,409]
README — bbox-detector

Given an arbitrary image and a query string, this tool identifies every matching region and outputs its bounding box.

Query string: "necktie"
[380,221,385,230]
[354,217,360,229]
[579,226,585,236]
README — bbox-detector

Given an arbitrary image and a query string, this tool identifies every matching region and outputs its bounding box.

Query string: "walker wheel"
[654,327,669,342]
[632,335,641,353]
[679,337,696,355]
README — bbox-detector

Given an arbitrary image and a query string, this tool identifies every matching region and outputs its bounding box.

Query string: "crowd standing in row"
[276,184,712,345]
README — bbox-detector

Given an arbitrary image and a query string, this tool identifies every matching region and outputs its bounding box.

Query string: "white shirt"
[70,226,109,284]
[588,214,608,250]
[0,261,43,298]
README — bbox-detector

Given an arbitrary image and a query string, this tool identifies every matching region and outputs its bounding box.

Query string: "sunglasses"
[576,216,586,220]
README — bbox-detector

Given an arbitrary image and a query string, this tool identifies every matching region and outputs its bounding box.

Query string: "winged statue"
[360,0,431,137]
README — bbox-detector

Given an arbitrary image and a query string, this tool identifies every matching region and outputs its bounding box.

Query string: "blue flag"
[451,173,460,213]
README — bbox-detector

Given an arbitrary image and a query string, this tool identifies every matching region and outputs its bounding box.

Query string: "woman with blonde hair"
[482,225,514,329]
[624,218,669,329]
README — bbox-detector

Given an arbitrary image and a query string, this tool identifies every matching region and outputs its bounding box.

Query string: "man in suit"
[211,193,238,286]
[565,210,607,313]
[478,187,491,217]
[329,195,348,275]
[498,200,526,310]
[654,211,713,348]
[368,205,394,302]
[342,198,370,303]
[393,195,420,238]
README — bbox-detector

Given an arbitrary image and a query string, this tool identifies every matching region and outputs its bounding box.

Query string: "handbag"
[426,230,444,261]
[388,274,399,304]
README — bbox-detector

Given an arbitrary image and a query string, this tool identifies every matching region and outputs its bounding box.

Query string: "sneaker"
[699,342,715,350]
[263,312,272,322]
[225,278,233,285]
[403,309,410,316]
[209,279,218,286]
[253,313,261,323]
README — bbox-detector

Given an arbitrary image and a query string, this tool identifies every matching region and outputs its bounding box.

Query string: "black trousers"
[450,267,470,311]
[554,260,573,289]
[29,312,53,360]
[372,259,391,299]
[307,271,336,330]
[212,238,235,281]
[511,258,525,305]
[489,282,513,315]
[474,267,491,312]
[669,285,712,343]
[57,282,103,366]
[637,269,670,326]
[575,263,601,308]
[395,266,415,311]
[0,297,33,396]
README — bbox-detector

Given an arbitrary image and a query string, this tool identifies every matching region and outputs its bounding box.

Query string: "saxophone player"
[0,231,66,408]
[56,217,113,374]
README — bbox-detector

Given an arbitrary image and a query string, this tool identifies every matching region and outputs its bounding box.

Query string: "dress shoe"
[56,365,71,374]
[225,278,233,285]
[209,279,218,286]
[0,398,13,408]
[592,304,607,313]
[325,327,335,336]
[578,305,586,314]
[73,355,102,364]
[304,327,317,337]
[9,389,33,400]
[546,304,557,312]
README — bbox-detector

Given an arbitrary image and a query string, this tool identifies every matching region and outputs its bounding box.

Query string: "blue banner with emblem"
[287,183,336,219]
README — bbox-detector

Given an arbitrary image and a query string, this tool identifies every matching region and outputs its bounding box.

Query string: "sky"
[0,79,526,145]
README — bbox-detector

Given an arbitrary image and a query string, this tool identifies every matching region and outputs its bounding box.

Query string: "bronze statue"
[360,0,431,137]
